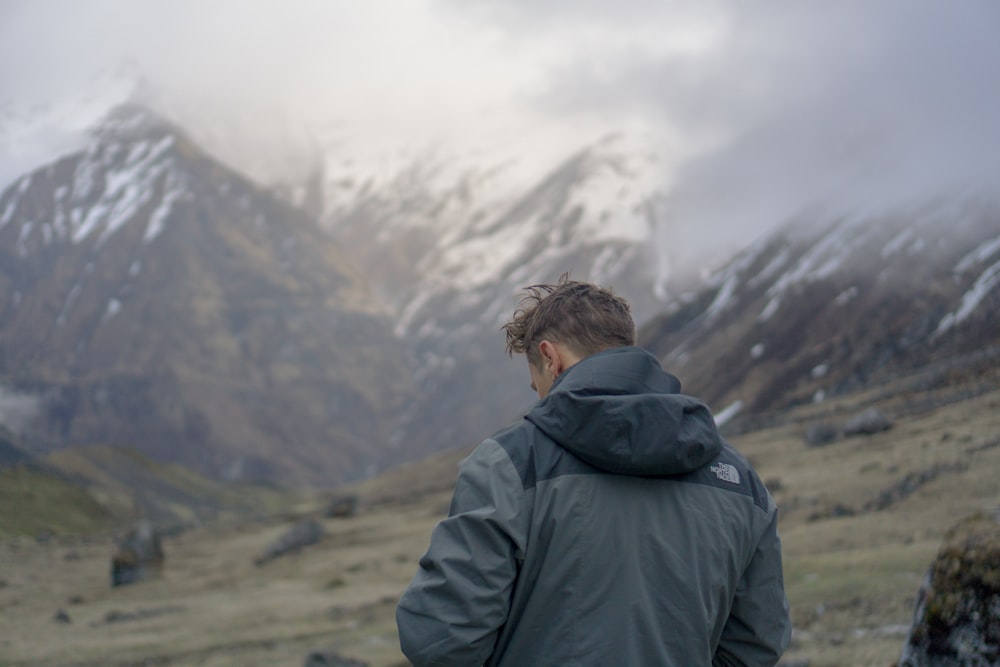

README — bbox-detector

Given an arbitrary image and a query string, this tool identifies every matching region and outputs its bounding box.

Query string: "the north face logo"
[710,462,741,485]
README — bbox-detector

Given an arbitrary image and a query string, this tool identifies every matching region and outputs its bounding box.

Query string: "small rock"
[842,407,893,437]
[804,423,839,447]
[303,650,369,667]
[325,494,360,519]
[53,608,72,624]
[110,520,164,587]
[255,518,324,566]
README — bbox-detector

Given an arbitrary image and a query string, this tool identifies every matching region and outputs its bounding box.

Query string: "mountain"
[0,104,415,486]
[638,197,1000,425]
[320,131,674,457]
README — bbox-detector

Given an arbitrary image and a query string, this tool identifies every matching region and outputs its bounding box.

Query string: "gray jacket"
[397,346,791,666]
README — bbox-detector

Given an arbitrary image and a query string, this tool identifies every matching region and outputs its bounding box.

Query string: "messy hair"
[502,274,635,366]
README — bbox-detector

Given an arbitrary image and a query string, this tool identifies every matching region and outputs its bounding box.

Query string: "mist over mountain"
[3,94,1000,486]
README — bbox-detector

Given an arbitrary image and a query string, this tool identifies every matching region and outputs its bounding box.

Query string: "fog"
[2,0,999,269]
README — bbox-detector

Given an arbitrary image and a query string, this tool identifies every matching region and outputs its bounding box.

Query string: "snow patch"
[57,283,82,327]
[705,274,739,318]
[129,261,142,276]
[811,363,829,378]
[17,222,33,256]
[714,400,743,427]
[955,235,1000,273]
[881,228,914,258]
[72,135,175,244]
[0,196,17,229]
[748,248,790,289]
[750,343,765,359]
[145,175,184,243]
[935,257,1000,336]
[834,286,858,305]
[759,297,781,322]
[17,175,32,194]
[105,299,122,319]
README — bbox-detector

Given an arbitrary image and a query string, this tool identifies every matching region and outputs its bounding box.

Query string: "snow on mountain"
[0,103,415,486]
[0,70,137,193]
[315,126,675,458]
[640,196,1000,422]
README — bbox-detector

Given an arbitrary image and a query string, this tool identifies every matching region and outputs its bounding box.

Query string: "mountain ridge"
[0,103,414,486]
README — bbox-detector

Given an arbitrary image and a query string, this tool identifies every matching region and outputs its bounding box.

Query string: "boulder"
[804,423,839,447]
[842,407,893,437]
[255,518,325,566]
[110,520,164,587]
[324,494,360,519]
[898,511,1000,666]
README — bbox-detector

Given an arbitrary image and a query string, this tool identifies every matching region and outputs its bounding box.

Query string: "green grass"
[0,464,110,537]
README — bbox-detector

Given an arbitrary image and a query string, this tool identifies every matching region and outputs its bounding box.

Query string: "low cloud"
[0,386,40,434]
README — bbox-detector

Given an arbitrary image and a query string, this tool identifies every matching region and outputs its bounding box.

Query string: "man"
[396,278,791,666]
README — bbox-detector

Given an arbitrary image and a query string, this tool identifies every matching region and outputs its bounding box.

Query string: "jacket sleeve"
[713,507,792,667]
[396,439,529,667]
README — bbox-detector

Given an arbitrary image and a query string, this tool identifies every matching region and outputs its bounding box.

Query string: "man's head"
[502,276,636,398]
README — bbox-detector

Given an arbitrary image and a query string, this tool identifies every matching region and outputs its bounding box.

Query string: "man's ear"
[537,340,561,377]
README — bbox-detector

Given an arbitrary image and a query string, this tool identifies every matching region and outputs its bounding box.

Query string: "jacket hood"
[525,347,722,476]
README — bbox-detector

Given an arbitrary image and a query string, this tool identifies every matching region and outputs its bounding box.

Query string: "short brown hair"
[502,275,636,366]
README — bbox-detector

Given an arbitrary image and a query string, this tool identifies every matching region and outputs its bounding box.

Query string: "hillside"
[639,198,1000,424]
[1,357,997,666]
[0,104,415,486]
[0,445,293,538]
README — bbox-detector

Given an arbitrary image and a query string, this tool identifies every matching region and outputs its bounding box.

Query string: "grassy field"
[1,367,998,666]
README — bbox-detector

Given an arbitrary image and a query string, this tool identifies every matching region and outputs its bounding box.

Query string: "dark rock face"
[842,408,894,437]
[110,520,164,587]
[898,511,1000,666]
[255,518,324,566]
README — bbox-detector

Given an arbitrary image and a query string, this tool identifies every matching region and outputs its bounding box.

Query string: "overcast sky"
[2,0,999,260]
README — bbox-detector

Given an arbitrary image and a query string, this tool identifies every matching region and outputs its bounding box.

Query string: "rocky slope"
[0,104,414,486]
[639,198,1000,424]
[321,131,673,457]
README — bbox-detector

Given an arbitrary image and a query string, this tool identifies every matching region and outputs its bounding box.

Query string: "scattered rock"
[864,463,967,512]
[303,650,369,667]
[842,407,893,437]
[53,608,72,624]
[804,423,839,447]
[898,511,1000,666]
[255,518,324,566]
[324,494,360,519]
[102,605,185,625]
[110,520,164,587]
[807,503,857,522]
[67,594,85,605]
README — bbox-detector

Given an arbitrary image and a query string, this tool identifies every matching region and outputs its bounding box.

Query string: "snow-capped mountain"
[639,197,1000,424]
[318,130,674,457]
[0,104,414,485]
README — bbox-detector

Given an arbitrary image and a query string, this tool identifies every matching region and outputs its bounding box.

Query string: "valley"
[2,356,998,667]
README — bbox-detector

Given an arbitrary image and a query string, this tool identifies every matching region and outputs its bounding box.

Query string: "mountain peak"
[92,103,181,145]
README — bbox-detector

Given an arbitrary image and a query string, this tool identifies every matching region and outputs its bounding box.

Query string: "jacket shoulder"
[484,419,596,491]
